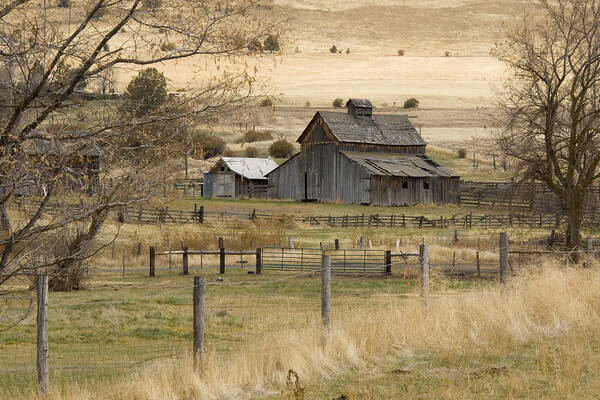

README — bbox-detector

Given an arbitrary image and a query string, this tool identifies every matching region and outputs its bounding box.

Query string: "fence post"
[499,232,509,285]
[122,254,126,279]
[385,250,392,276]
[220,247,226,274]
[420,244,429,306]
[183,247,189,275]
[193,277,206,372]
[360,236,365,250]
[476,251,481,278]
[335,239,339,250]
[586,237,594,267]
[454,229,458,242]
[149,246,155,277]
[218,237,224,249]
[288,237,294,249]
[321,255,331,332]
[136,242,142,257]
[36,273,49,395]
[199,206,204,224]
[256,249,262,274]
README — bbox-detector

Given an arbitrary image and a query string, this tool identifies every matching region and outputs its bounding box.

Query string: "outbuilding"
[266,98,460,206]
[203,157,278,199]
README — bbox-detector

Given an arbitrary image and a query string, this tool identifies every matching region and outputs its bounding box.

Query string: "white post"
[37,274,49,394]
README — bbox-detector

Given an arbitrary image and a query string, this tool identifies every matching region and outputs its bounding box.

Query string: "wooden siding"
[268,114,459,206]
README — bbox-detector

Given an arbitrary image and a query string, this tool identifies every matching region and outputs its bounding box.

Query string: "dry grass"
[29,264,600,399]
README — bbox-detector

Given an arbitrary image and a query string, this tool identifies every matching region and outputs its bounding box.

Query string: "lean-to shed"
[203,157,278,199]
[267,98,460,206]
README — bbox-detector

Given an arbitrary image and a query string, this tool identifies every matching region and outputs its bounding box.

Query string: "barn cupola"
[346,98,373,118]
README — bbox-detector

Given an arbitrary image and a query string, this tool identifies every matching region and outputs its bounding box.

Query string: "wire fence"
[2,235,599,398]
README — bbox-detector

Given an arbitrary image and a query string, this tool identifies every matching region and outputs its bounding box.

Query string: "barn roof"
[220,157,278,180]
[342,152,459,178]
[298,111,427,146]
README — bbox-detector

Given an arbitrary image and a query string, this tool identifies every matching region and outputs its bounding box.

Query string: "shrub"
[245,146,260,157]
[457,148,467,159]
[144,0,161,9]
[329,44,338,54]
[397,49,405,56]
[190,131,226,159]
[305,101,311,108]
[248,38,263,53]
[58,0,70,8]
[445,51,451,57]
[263,34,280,52]
[124,67,168,116]
[346,48,350,54]
[403,98,419,109]
[160,42,176,52]
[332,98,344,108]
[260,98,273,107]
[242,130,272,143]
[294,46,301,53]
[269,140,295,158]
[223,148,236,157]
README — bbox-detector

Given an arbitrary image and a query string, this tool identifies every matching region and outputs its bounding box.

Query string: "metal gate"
[261,248,386,274]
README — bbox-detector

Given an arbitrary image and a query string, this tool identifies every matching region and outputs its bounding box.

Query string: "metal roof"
[298,111,427,146]
[220,157,278,180]
[342,152,459,178]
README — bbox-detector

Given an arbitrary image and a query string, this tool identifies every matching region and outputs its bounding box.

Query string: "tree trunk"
[565,197,583,261]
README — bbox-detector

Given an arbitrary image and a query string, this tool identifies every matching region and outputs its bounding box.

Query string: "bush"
[397,49,405,56]
[269,140,295,158]
[305,101,311,108]
[245,146,260,157]
[457,148,467,159]
[332,98,344,108]
[190,131,226,159]
[125,67,168,116]
[403,98,419,109]
[445,51,451,57]
[329,44,338,54]
[263,34,280,52]
[160,42,176,52]
[144,0,161,9]
[346,48,350,54]
[58,0,70,8]
[242,130,272,143]
[223,148,236,157]
[260,98,273,107]
[294,46,301,53]
[248,38,263,53]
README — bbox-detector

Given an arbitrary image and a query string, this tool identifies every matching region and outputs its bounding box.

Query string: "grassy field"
[2,204,595,399]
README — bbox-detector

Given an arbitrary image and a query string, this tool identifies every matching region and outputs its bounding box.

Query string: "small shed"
[203,157,278,199]
[267,98,460,206]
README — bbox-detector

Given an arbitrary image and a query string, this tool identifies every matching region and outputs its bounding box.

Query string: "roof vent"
[346,98,373,118]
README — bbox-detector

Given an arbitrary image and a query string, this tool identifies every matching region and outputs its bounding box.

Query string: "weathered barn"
[267,98,460,206]
[203,157,278,199]
[21,134,102,193]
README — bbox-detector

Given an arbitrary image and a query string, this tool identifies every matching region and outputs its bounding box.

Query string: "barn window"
[402,181,408,189]
[220,167,225,171]
[424,181,430,190]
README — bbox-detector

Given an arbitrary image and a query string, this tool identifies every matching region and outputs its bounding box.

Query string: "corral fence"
[25,200,573,230]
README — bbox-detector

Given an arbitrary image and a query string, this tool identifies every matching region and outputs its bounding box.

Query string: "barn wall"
[202,171,235,198]
[267,155,303,200]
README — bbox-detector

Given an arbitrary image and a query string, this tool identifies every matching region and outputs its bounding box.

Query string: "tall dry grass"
[35,264,600,399]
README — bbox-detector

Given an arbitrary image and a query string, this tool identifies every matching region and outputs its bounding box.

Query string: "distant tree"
[397,49,405,56]
[457,148,467,159]
[248,38,263,53]
[269,140,295,158]
[329,44,338,54]
[403,98,419,109]
[245,146,260,157]
[191,131,226,159]
[260,97,273,107]
[263,34,280,52]
[332,98,344,108]
[58,0,71,8]
[345,48,350,54]
[125,68,168,116]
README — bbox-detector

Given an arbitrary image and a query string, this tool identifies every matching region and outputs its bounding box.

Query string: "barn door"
[360,178,371,205]
[215,174,234,198]
[304,170,320,201]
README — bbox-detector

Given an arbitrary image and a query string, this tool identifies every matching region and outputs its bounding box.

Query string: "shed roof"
[342,152,459,178]
[219,157,278,180]
[299,111,427,146]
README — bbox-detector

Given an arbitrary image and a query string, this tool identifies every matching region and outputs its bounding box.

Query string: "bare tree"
[0,0,278,321]
[495,0,600,250]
